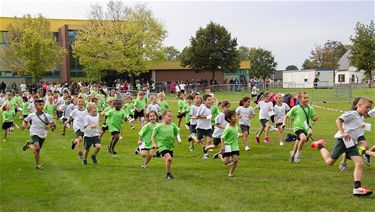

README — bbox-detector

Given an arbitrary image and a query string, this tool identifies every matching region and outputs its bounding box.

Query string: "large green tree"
[350,21,375,87]
[73,1,166,78]
[0,14,66,82]
[248,48,277,81]
[238,46,251,60]
[163,46,180,61]
[302,40,347,69]
[180,21,240,79]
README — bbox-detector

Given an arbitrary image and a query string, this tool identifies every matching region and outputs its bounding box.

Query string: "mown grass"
[1,88,374,211]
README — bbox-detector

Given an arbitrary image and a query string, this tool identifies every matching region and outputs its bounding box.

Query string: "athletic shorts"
[260,119,268,127]
[75,129,84,138]
[160,150,173,157]
[141,147,152,151]
[134,109,145,119]
[223,151,240,158]
[330,138,360,160]
[197,128,212,140]
[189,124,197,134]
[111,131,120,136]
[84,136,101,150]
[101,125,109,131]
[30,135,45,148]
[23,115,28,119]
[56,111,63,119]
[240,124,250,133]
[177,112,186,119]
[276,123,283,128]
[295,129,309,141]
[213,137,221,146]
[2,122,13,130]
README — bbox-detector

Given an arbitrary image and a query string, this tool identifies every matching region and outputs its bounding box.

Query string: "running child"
[282,92,318,163]
[2,102,15,142]
[152,110,181,180]
[134,91,147,126]
[82,102,101,165]
[146,95,161,116]
[176,92,186,128]
[67,97,88,159]
[220,110,240,177]
[101,98,114,139]
[188,95,202,151]
[273,94,290,146]
[137,111,158,168]
[157,92,169,115]
[184,95,193,141]
[310,97,373,196]
[21,96,30,119]
[61,95,74,136]
[44,96,57,118]
[196,95,213,159]
[236,97,255,150]
[107,99,126,154]
[255,91,273,144]
[122,96,135,130]
[22,98,55,170]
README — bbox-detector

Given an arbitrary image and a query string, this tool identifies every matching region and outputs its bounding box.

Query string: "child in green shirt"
[137,111,158,168]
[100,98,114,139]
[107,99,126,154]
[44,96,57,118]
[2,103,15,142]
[220,110,240,177]
[176,92,186,128]
[152,110,181,180]
[134,91,147,126]
[122,96,135,130]
[157,92,169,116]
[21,96,30,118]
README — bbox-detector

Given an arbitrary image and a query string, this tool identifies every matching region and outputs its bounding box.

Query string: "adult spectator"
[20,81,27,93]
[0,81,6,93]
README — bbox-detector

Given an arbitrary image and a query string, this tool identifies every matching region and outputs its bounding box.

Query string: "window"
[351,74,355,83]
[338,74,345,83]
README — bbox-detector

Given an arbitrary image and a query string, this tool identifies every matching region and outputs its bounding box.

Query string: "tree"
[285,65,299,70]
[350,21,375,87]
[248,48,277,81]
[302,40,347,69]
[164,46,180,61]
[238,46,251,60]
[180,21,240,79]
[72,1,166,78]
[0,14,66,82]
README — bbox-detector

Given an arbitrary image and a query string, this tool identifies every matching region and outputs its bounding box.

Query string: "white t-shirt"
[28,102,36,113]
[190,104,201,125]
[368,108,375,117]
[62,103,75,119]
[256,101,273,120]
[197,105,212,130]
[273,103,290,124]
[235,106,255,126]
[335,110,365,142]
[70,108,88,132]
[84,114,100,137]
[24,112,54,138]
[20,83,27,92]
[212,112,228,138]
[146,103,161,114]
[179,83,186,90]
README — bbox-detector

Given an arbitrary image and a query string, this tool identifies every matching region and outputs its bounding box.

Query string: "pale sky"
[1,0,374,69]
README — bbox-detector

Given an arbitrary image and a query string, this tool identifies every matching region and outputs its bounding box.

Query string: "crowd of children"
[0,85,374,196]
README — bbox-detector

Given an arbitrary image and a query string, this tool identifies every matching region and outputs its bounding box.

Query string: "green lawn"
[1,88,374,211]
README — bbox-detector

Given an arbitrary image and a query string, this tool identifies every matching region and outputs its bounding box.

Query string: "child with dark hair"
[137,111,158,168]
[236,97,255,150]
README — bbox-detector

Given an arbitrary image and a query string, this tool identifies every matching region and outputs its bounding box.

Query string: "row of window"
[337,74,356,83]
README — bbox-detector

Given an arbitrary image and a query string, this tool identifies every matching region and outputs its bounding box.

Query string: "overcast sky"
[1,0,374,69]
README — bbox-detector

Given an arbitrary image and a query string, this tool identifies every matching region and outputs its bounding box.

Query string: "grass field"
[1,88,375,211]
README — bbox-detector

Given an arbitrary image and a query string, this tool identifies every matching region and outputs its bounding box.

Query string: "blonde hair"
[86,102,96,112]
[297,91,308,100]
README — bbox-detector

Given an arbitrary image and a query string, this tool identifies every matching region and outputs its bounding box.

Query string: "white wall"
[335,70,365,84]
[283,70,333,88]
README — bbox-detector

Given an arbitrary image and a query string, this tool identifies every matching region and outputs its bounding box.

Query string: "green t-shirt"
[13,96,22,106]
[79,92,87,100]
[122,103,134,117]
[221,125,239,151]
[139,122,157,149]
[107,109,126,132]
[44,103,56,116]
[286,105,316,133]
[152,123,179,152]
[103,106,114,124]
[22,102,29,116]
[158,100,169,113]
[136,83,142,90]
[177,99,186,113]
[2,110,15,123]
[211,105,220,125]
[134,98,147,110]
[5,99,16,111]
[184,103,191,123]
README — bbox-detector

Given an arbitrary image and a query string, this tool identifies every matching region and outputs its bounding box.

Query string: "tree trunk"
[211,70,215,80]
[368,71,372,88]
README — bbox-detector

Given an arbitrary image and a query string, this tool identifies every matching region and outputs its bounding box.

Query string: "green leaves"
[1,14,66,82]
[248,48,277,80]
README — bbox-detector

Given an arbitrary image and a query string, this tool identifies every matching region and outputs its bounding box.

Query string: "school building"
[0,17,250,84]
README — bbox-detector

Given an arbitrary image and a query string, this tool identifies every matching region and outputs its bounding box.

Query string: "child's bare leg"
[164,153,172,174]
[256,126,265,137]
[351,156,363,182]
[265,124,271,138]
[243,131,249,147]
[144,149,155,165]
[93,144,101,155]
[229,155,238,176]
[83,149,89,160]
[29,143,41,166]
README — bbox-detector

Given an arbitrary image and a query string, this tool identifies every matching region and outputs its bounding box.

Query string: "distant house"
[282,69,334,88]
[271,70,283,83]
[334,50,365,84]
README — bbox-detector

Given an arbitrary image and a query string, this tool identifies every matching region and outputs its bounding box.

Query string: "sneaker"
[78,151,84,159]
[71,139,76,150]
[36,164,44,170]
[244,146,250,151]
[189,145,194,152]
[22,141,30,151]
[362,154,371,166]
[202,146,207,154]
[213,152,220,159]
[310,139,326,149]
[188,134,193,142]
[91,155,97,164]
[203,154,210,159]
[134,147,140,155]
[353,187,373,196]
[119,135,123,140]
[339,162,348,171]
[166,174,175,180]
[141,164,147,168]
[289,151,295,163]
[228,173,234,177]
[294,153,301,163]
[82,159,87,165]
[227,160,234,166]
[279,141,284,146]
[264,137,270,144]
[256,136,260,144]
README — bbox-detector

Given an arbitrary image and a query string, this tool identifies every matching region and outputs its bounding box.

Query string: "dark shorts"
[186,122,190,127]
[240,124,250,133]
[30,135,45,148]
[223,151,240,158]
[177,112,186,119]
[84,136,101,150]
[101,125,109,131]
[276,123,283,128]
[75,129,84,138]
[57,111,63,119]
[134,109,144,119]
[260,119,268,127]
[141,147,152,151]
[213,137,221,146]
[295,129,308,141]
[330,138,360,160]
[189,124,197,134]
[111,131,120,136]
[2,122,13,129]
[197,128,212,140]
[160,150,173,157]
[23,115,28,118]
[62,118,68,123]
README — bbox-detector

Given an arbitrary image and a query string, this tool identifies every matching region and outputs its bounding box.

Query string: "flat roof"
[150,60,250,70]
